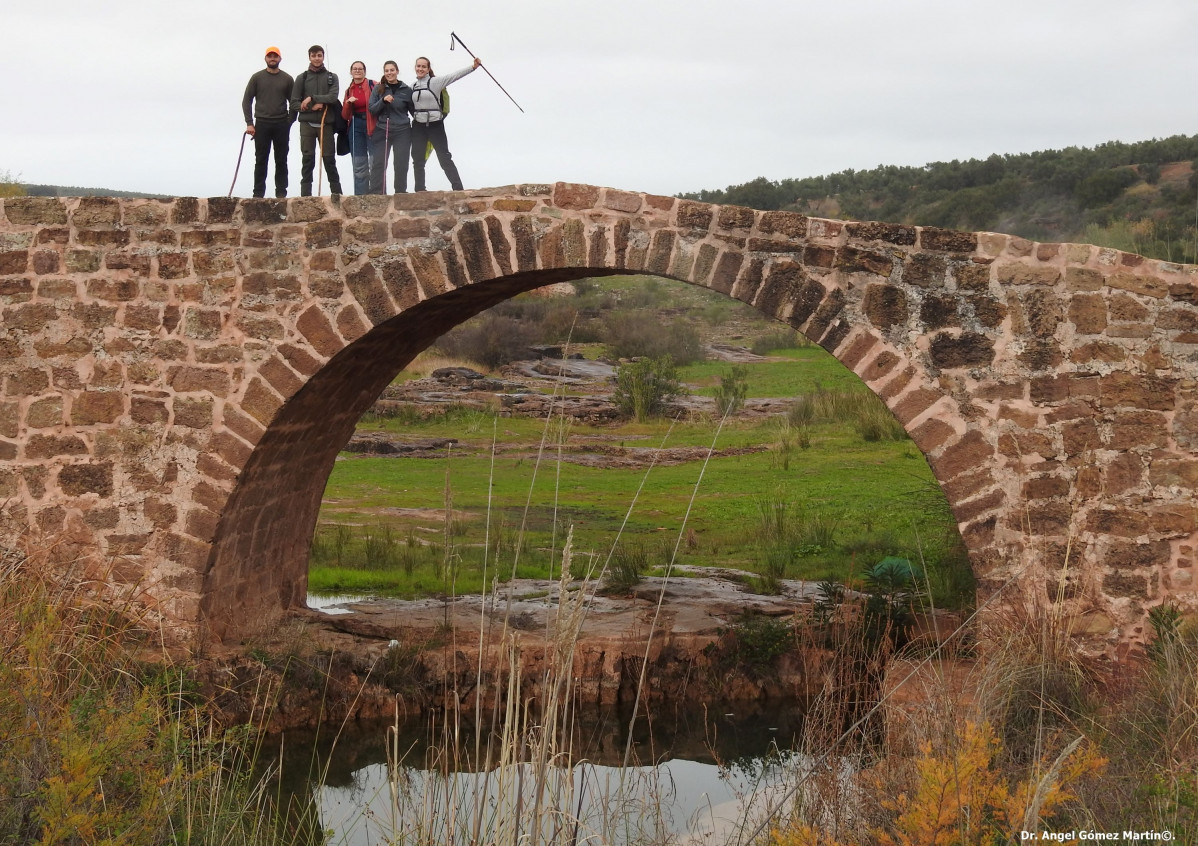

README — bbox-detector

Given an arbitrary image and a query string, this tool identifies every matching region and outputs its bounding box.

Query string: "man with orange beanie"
[242,47,294,198]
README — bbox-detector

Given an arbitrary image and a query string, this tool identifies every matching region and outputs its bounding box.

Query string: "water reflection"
[266,702,808,845]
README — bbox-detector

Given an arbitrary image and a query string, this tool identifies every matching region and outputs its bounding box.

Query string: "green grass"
[312,413,965,605]
[681,347,869,398]
[311,276,972,609]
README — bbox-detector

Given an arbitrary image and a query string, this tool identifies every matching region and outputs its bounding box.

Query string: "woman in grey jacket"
[409,55,480,191]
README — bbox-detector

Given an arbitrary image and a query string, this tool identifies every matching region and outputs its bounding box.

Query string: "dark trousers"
[299,118,342,196]
[252,118,290,198]
[410,119,463,191]
[370,120,411,194]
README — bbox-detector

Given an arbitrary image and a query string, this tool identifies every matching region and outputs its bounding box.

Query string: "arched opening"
[200,268,969,641]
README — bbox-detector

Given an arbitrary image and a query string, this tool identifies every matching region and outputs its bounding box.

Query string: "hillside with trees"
[683,134,1198,264]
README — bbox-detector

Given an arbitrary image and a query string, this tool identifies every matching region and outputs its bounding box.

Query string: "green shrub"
[724,613,793,678]
[862,556,924,648]
[612,356,686,422]
[757,543,795,595]
[603,311,705,365]
[854,404,907,442]
[363,524,400,570]
[750,329,807,355]
[714,365,748,418]
[433,313,538,368]
[602,543,650,595]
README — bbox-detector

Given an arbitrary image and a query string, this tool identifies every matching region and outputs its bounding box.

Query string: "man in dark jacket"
[290,45,343,196]
[242,47,293,198]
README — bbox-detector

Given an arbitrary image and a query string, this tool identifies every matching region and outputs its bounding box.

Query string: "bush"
[433,313,538,369]
[612,356,686,422]
[602,543,651,595]
[714,365,748,418]
[788,385,908,443]
[750,329,807,355]
[603,311,705,365]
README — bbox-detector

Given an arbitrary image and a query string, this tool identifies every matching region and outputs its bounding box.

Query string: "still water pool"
[268,701,812,845]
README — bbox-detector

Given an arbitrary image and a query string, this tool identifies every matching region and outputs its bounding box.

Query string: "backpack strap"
[412,78,444,120]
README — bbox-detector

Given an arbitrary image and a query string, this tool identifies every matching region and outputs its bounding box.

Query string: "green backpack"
[422,88,451,161]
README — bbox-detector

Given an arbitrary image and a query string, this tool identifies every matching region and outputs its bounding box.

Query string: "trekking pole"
[317,107,328,196]
[228,130,249,198]
[449,32,524,113]
[382,119,391,192]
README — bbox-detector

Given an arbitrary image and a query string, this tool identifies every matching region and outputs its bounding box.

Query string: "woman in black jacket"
[368,61,414,194]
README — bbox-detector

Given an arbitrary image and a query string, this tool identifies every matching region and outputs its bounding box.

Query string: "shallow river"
[269,699,810,846]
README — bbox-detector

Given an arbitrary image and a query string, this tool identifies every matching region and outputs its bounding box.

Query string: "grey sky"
[6,0,1197,198]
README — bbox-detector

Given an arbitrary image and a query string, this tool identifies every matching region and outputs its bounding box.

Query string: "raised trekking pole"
[449,32,524,113]
[228,130,249,198]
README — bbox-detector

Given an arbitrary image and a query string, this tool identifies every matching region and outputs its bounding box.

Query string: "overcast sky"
[6,0,1197,198]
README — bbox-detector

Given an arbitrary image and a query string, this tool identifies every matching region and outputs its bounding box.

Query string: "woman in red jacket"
[341,61,376,195]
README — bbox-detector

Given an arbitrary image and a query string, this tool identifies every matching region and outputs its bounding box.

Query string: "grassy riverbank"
[5,532,1197,843]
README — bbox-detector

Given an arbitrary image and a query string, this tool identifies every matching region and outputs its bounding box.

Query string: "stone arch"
[1,187,1196,655]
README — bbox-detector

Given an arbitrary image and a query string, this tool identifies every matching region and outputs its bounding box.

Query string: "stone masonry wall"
[1,185,1196,655]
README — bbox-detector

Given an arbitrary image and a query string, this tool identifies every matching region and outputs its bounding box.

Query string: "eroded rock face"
[215,573,916,729]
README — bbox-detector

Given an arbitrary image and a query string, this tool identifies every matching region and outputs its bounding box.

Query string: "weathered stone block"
[174,396,214,429]
[168,366,231,396]
[846,221,916,245]
[929,332,995,369]
[305,219,343,248]
[0,250,28,274]
[919,228,977,252]
[836,246,893,277]
[130,396,169,424]
[920,294,959,329]
[675,200,713,230]
[1068,293,1107,333]
[491,198,537,213]
[717,205,755,230]
[5,198,67,225]
[27,396,63,428]
[58,462,114,496]
[933,429,992,480]
[553,183,601,211]
[71,391,124,425]
[903,253,947,288]
[1022,474,1070,500]
[1108,272,1168,299]
[997,264,1061,286]
[77,229,131,247]
[1100,372,1175,411]
[6,368,50,396]
[157,252,189,278]
[1103,571,1152,600]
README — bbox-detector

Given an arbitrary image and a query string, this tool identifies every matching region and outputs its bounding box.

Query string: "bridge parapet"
[2,185,1197,654]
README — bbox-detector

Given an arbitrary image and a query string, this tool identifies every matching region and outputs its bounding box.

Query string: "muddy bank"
[196,570,962,734]
[367,352,795,426]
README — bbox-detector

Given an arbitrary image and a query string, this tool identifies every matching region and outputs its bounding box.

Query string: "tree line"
[682,134,1198,263]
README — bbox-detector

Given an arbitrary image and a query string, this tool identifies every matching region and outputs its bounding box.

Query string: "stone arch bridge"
[2,185,1197,656]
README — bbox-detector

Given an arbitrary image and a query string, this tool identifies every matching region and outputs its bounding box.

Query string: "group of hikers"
[241,44,481,198]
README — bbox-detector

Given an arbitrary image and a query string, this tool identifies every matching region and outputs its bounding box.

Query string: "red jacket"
[342,79,377,136]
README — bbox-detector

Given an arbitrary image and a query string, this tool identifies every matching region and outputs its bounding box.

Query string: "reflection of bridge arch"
[1,186,1196,652]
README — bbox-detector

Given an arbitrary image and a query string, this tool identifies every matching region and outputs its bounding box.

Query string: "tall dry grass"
[0,539,315,846]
